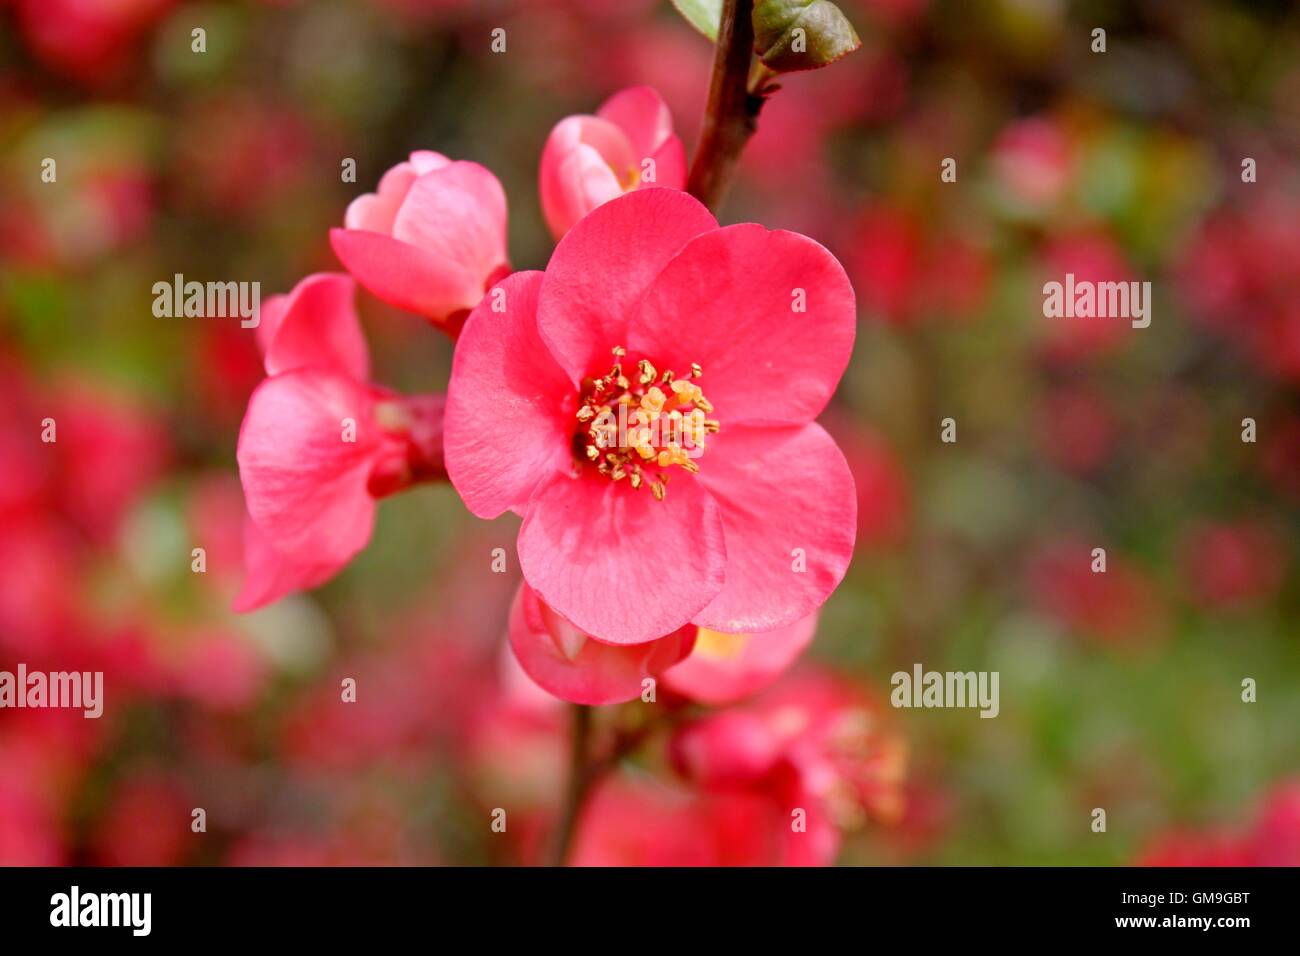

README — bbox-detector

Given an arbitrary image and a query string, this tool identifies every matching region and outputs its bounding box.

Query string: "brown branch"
[686,0,767,213]
[548,703,594,866]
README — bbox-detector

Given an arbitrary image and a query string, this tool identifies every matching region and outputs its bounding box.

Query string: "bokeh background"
[2,0,1299,865]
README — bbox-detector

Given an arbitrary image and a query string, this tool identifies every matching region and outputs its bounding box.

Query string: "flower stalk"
[550,703,594,866]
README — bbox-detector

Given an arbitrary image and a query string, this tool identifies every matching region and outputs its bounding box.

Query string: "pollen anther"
[572,347,718,500]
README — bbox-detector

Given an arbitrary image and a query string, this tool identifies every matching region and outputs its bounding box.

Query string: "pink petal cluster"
[445,188,857,661]
[235,273,445,610]
[571,670,906,866]
[539,86,686,240]
[330,151,510,334]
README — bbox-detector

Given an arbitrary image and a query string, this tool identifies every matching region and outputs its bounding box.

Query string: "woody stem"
[686,0,765,212]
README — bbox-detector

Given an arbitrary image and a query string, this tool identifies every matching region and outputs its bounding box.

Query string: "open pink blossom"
[445,189,857,645]
[330,151,510,333]
[235,272,445,611]
[539,86,686,240]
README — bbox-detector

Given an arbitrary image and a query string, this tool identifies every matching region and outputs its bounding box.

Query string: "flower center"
[573,345,719,500]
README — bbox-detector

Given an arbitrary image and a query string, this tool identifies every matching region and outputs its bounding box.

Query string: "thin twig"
[549,703,593,866]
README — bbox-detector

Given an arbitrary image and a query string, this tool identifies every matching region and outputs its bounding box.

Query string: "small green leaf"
[753,0,861,73]
[670,0,723,41]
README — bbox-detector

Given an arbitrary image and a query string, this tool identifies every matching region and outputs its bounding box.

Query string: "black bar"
[0,866,1283,942]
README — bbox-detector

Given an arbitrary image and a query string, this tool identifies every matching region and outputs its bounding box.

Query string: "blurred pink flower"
[170,632,268,712]
[572,670,904,866]
[173,96,316,221]
[1037,231,1137,361]
[49,383,170,543]
[1136,829,1249,867]
[989,117,1073,212]
[1179,520,1286,611]
[1027,539,1167,645]
[444,188,857,644]
[1037,385,1115,476]
[1138,779,1300,866]
[235,273,445,610]
[540,86,686,240]
[1177,192,1300,383]
[669,670,907,865]
[569,775,786,866]
[330,151,510,334]
[846,204,990,325]
[91,773,191,866]
[11,0,172,84]
[0,780,63,865]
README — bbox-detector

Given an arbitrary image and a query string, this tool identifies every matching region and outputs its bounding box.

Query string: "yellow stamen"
[572,346,717,501]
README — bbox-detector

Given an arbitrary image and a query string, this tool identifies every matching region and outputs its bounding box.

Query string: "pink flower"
[1179,519,1285,611]
[507,580,817,705]
[444,188,857,645]
[989,117,1073,213]
[569,774,786,866]
[12,0,172,84]
[1137,778,1300,867]
[235,272,445,611]
[91,772,191,866]
[0,779,63,865]
[1037,231,1136,361]
[669,670,907,864]
[1036,385,1115,476]
[330,151,510,333]
[539,86,686,240]
[1027,539,1168,646]
[570,670,906,866]
[1248,780,1300,866]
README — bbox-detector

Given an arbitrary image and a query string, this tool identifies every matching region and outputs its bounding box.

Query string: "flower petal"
[661,611,818,705]
[518,470,726,644]
[646,135,687,191]
[391,160,508,287]
[344,164,416,234]
[693,423,855,632]
[539,119,628,240]
[329,227,482,322]
[629,224,855,426]
[342,152,450,233]
[236,369,381,568]
[508,583,695,705]
[233,514,345,612]
[444,271,574,518]
[256,272,368,382]
[597,85,675,161]
[537,188,717,381]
